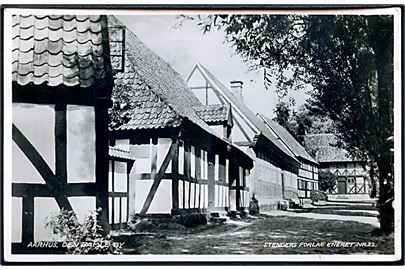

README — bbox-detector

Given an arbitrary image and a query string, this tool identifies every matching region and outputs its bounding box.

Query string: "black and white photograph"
[1,5,403,264]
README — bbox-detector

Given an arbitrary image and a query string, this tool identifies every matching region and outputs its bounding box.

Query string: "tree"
[273,100,291,129]
[273,101,337,145]
[318,171,338,194]
[196,14,394,233]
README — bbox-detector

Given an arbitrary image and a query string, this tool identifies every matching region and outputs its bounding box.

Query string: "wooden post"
[171,138,179,213]
[195,147,201,209]
[151,137,158,179]
[54,104,67,182]
[281,172,285,199]
[21,196,34,244]
[184,142,191,208]
[207,151,215,211]
[95,98,111,234]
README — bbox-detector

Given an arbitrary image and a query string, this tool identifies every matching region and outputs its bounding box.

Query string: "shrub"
[46,208,122,254]
[310,190,328,202]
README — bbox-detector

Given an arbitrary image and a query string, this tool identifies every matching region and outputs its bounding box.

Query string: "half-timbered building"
[187,64,301,209]
[304,134,370,198]
[11,15,113,251]
[258,115,319,202]
[108,17,253,220]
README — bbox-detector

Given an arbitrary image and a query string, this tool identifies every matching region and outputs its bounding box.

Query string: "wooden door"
[337,179,347,194]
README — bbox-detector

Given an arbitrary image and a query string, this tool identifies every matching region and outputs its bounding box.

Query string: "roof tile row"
[12,14,108,88]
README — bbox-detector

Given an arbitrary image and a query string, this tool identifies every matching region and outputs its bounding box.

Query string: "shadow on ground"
[112,210,394,255]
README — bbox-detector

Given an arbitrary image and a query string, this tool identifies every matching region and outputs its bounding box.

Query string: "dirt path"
[116,212,393,255]
[264,210,380,227]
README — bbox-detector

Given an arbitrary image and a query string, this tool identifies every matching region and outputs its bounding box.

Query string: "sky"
[117,15,309,119]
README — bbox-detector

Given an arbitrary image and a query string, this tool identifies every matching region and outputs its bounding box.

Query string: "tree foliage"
[273,101,336,144]
[195,14,394,233]
[318,171,338,194]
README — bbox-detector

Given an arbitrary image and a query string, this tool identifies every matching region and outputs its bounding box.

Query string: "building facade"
[258,115,319,201]
[11,15,113,251]
[108,16,253,221]
[187,64,301,209]
[304,134,370,197]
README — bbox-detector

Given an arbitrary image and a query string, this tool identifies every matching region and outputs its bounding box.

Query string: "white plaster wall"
[157,138,172,174]
[211,125,224,139]
[148,179,172,214]
[178,180,184,209]
[32,196,96,241]
[12,197,22,243]
[12,103,55,184]
[114,161,127,192]
[34,197,61,242]
[67,105,95,183]
[134,180,152,213]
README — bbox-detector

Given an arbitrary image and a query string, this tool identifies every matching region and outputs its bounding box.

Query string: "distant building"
[304,134,370,197]
[258,115,319,201]
[187,63,301,209]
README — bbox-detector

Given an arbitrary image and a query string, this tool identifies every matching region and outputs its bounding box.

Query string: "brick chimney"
[230,80,244,102]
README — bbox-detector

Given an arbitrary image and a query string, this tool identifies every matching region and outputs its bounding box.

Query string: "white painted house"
[187,64,301,209]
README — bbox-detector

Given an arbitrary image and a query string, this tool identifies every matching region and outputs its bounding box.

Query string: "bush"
[318,171,338,193]
[310,190,328,202]
[46,208,122,254]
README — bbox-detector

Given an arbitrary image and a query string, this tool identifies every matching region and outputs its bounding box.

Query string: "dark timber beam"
[171,139,179,212]
[140,141,177,216]
[207,152,215,211]
[12,124,73,212]
[21,196,34,244]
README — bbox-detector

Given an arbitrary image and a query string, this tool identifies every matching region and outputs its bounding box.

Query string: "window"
[347,177,355,184]
[298,180,306,189]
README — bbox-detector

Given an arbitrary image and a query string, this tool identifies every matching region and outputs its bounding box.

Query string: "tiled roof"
[303,134,361,163]
[195,63,298,163]
[194,104,231,125]
[260,115,317,164]
[109,145,136,160]
[111,58,181,130]
[108,16,220,137]
[106,16,253,167]
[12,15,110,88]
